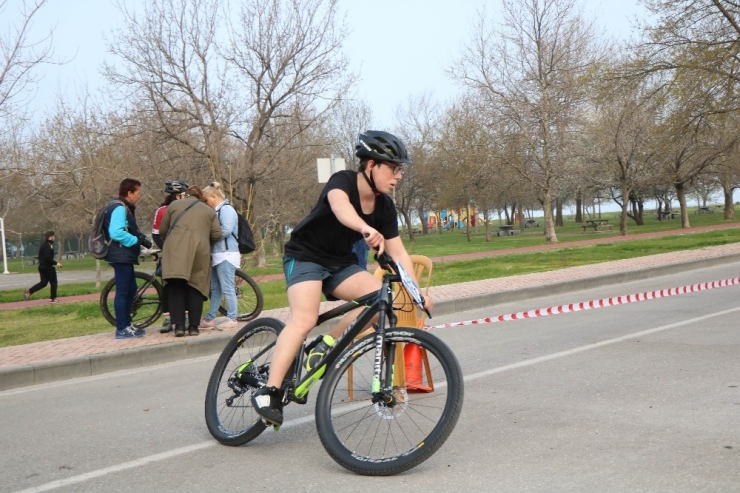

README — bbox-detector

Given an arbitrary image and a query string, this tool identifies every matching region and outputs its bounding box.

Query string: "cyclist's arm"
[327,189,384,251]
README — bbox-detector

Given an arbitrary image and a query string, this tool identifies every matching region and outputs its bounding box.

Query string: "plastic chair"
[347,255,434,399]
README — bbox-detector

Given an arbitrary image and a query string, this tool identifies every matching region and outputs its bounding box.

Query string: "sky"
[14,0,647,126]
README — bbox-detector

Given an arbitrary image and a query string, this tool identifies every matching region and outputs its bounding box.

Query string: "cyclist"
[153,179,190,333]
[251,130,434,426]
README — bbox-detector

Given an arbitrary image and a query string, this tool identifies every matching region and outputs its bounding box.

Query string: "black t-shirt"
[285,170,399,267]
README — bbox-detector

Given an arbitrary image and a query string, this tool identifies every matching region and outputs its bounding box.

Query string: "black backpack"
[219,206,256,254]
[88,200,123,259]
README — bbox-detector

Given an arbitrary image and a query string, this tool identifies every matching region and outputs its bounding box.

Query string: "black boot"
[174,324,186,337]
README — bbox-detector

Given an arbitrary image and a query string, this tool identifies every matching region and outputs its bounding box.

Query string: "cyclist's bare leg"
[265,280,323,389]
[326,270,381,340]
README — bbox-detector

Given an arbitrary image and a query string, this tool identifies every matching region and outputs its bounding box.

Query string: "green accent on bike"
[295,369,324,399]
[273,425,281,431]
[236,360,253,378]
[372,375,381,393]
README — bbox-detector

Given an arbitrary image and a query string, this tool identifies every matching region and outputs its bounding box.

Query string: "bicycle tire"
[205,317,284,446]
[315,328,464,476]
[218,269,263,322]
[99,271,163,329]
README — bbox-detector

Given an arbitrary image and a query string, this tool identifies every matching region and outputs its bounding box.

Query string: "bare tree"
[105,0,231,181]
[0,0,55,121]
[654,93,733,227]
[395,93,441,241]
[105,0,354,266]
[324,97,374,165]
[452,0,604,242]
[636,0,740,104]
[582,71,663,234]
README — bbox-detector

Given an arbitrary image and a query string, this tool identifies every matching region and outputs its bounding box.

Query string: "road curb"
[2,251,740,391]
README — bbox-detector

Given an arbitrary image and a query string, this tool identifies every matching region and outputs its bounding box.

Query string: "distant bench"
[582,220,613,232]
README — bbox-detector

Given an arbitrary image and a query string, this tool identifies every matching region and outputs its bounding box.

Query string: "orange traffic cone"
[404,343,433,393]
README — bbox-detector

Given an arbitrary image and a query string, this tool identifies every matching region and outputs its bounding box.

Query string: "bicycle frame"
[235,269,403,407]
[289,270,399,402]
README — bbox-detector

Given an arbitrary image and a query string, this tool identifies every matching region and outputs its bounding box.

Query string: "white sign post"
[316,155,346,183]
[0,218,9,274]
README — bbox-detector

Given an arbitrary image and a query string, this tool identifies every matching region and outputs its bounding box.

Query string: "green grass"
[1,209,738,348]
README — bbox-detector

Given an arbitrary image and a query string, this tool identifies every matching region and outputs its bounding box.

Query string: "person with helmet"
[153,180,189,249]
[152,179,189,333]
[251,130,434,426]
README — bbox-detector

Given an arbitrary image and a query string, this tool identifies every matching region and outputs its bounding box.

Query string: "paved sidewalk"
[2,237,740,391]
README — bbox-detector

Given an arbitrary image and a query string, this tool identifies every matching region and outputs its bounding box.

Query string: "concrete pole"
[0,218,9,274]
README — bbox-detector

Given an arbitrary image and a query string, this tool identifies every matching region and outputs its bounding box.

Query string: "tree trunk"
[723,186,735,220]
[418,206,429,234]
[253,227,267,268]
[619,185,631,236]
[675,184,691,228]
[575,192,583,223]
[483,209,491,242]
[403,211,415,242]
[555,198,564,227]
[542,190,558,243]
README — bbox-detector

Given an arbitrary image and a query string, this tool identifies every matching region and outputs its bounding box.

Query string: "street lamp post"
[0,217,10,274]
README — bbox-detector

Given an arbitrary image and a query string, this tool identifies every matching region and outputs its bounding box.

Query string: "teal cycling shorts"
[283,257,365,298]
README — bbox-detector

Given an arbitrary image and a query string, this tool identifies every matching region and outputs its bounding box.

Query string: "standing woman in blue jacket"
[200,182,240,330]
[104,178,153,339]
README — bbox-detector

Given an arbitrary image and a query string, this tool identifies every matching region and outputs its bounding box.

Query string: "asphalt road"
[2,264,739,492]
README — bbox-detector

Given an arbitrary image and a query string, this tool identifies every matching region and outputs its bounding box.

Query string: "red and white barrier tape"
[424,277,740,330]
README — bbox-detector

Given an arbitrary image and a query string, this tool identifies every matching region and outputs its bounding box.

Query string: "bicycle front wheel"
[315,328,464,476]
[218,269,263,322]
[205,317,283,446]
[99,271,163,329]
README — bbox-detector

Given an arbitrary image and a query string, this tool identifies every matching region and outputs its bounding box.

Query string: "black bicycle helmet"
[355,130,412,164]
[164,179,189,195]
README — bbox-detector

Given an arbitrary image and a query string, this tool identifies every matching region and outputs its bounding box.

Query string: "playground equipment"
[426,207,479,230]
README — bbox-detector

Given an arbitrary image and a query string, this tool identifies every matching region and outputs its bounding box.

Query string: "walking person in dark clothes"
[24,231,62,303]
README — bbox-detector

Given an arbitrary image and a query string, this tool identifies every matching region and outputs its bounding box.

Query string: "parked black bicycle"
[100,250,263,328]
[204,251,463,476]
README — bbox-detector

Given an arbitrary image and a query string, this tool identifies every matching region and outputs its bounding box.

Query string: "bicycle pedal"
[261,417,281,429]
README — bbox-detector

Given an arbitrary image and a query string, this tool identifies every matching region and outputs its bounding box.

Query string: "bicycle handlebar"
[140,247,162,262]
[374,251,431,319]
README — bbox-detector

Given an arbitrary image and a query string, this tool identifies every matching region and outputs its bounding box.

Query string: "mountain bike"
[204,252,464,476]
[100,250,264,328]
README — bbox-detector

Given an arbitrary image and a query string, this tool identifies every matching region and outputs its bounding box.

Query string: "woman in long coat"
[159,191,222,337]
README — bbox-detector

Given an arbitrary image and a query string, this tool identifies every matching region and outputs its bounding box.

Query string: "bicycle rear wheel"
[315,328,464,476]
[99,271,163,329]
[218,269,263,322]
[205,317,283,446]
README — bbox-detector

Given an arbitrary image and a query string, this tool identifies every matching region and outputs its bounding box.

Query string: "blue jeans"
[111,263,136,331]
[205,261,237,320]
